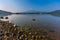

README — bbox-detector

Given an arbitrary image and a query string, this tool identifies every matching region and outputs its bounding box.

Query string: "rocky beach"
[0,20,59,40]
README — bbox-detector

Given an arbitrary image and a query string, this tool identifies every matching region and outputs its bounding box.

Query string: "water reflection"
[1,14,60,34]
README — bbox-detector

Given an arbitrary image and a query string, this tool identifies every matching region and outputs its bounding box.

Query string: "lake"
[1,14,60,34]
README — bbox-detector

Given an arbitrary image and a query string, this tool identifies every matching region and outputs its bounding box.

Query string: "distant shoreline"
[14,13,40,14]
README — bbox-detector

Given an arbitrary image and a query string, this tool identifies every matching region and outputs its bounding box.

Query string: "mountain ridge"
[0,10,60,16]
[0,10,60,14]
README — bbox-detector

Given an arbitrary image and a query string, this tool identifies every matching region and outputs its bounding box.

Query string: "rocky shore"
[0,20,59,40]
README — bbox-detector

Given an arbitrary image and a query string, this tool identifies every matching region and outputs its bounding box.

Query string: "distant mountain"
[15,10,41,14]
[0,10,12,14]
[0,10,60,17]
[0,10,12,16]
[15,12,40,14]
[49,10,60,13]
[15,10,60,17]
[48,10,60,16]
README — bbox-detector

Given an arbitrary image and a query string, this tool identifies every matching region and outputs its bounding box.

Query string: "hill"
[0,10,12,16]
[0,10,60,17]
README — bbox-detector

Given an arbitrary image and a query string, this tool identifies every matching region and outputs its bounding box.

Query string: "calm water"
[1,14,60,34]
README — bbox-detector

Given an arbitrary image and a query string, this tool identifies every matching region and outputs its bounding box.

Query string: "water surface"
[2,14,60,34]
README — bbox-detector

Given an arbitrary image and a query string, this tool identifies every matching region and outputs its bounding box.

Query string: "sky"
[0,0,60,13]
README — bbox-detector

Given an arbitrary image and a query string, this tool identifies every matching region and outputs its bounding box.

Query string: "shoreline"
[0,20,59,40]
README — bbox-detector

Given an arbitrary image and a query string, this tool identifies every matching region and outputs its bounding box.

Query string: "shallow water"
[1,14,60,34]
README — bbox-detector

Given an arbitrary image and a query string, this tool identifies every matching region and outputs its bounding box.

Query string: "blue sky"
[0,0,60,12]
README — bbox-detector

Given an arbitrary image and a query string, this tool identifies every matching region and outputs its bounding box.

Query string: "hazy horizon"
[0,0,60,13]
